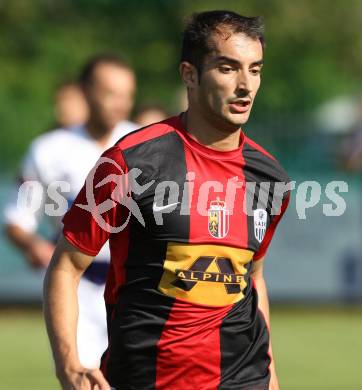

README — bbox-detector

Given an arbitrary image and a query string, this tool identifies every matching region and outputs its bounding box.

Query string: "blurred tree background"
[0,0,361,171]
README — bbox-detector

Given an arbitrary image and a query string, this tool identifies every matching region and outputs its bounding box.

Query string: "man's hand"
[26,237,55,268]
[269,363,280,390]
[44,236,106,389]
[57,365,111,390]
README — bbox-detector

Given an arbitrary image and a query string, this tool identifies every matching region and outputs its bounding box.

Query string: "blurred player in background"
[44,11,290,390]
[134,104,167,126]
[3,54,137,368]
[53,81,89,128]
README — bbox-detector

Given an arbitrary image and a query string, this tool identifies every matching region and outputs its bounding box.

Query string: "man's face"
[55,85,89,127]
[86,63,136,129]
[190,32,263,129]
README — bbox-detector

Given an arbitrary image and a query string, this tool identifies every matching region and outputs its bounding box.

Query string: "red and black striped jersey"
[63,115,290,390]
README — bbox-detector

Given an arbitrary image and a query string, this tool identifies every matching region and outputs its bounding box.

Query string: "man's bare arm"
[43,234,110,390]
[5,223,55,268]
[251,257,279,390]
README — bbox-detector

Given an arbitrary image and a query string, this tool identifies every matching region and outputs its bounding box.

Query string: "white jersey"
[3,121,137,262]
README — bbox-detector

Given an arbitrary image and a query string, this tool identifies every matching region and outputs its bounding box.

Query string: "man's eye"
[219,66,234,73]
[251,68,261,75]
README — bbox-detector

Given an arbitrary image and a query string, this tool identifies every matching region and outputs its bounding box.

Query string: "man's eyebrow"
[251,59,264,66]
[215,56,264,67]
[215,56,240,65]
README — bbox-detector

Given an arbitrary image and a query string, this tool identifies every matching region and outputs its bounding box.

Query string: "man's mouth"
[229,99,251,113]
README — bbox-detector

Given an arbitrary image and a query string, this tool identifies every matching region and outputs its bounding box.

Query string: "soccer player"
[4,54,137,368]
[44,11,290,390]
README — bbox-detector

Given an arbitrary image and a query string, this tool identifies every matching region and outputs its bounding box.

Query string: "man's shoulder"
[116,120,139,133]
[28,126,86,156]
[112,120,139,141]
[99,116,181,172]
[243,135,290,182]
[115,116,179,152]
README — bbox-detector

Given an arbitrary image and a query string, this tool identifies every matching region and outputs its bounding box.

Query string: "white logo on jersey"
[254,209,267,243]
[153,202,179,212]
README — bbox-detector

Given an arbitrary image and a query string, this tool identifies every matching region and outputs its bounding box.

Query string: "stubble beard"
[204,101,245,133]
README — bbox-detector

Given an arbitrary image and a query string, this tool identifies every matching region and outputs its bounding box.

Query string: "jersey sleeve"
[3,143,45,232]
[253,191,290,261]
[62,144,128,256]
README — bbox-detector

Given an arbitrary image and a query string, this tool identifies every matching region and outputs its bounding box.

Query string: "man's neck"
[85,119,115,148]
[182,108,241,152]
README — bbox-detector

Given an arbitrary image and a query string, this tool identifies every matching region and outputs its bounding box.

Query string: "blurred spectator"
[54,81,89,128]
[338,96,362,303]
[340,96,362,171]
[134,104,167,126]
[2,53,137,368]
[340,248,362,302]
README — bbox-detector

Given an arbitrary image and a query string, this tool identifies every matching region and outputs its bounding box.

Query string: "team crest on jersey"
[208,199,229,239]
[254,208,267,243]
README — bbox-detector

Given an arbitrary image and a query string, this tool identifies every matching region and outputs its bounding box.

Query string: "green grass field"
[0,307,361,389]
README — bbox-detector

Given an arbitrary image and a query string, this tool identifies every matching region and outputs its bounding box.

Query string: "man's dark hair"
[181,10,265,75]
[78,53,132,88]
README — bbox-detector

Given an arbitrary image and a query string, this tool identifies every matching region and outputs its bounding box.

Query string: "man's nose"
[236,70,252,96]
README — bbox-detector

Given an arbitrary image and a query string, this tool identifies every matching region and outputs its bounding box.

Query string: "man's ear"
[179,62,198,88]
